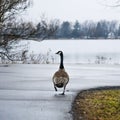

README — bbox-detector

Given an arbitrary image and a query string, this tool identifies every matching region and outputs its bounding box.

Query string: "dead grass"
[72,87,120,120]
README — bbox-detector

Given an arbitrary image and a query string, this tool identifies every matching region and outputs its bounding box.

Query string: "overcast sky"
[23,0,120,22]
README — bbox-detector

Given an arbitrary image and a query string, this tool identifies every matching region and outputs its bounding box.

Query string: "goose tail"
[55,83,64,88]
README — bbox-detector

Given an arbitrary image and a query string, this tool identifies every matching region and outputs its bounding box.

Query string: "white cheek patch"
[59,51,62,55]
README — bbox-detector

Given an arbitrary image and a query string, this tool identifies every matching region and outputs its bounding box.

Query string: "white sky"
[23,0,120,22]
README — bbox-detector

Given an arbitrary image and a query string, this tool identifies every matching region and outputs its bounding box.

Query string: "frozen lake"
[1,39,120,64]
[28,40,120,64]
[0,64,120,120]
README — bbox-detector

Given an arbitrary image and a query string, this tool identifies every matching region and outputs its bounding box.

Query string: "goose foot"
[60,93,65,95]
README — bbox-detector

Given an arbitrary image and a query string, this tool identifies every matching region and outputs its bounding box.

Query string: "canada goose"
[52,51,69,95]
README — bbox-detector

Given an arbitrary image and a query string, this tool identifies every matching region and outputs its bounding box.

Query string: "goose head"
[56,51,63,55]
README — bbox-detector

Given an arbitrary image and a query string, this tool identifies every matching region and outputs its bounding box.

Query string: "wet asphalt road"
[0,64,120,120]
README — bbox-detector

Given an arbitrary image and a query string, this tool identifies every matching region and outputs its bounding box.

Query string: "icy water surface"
[28,40,120,64]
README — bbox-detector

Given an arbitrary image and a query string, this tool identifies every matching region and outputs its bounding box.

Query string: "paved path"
[0,64,120,120]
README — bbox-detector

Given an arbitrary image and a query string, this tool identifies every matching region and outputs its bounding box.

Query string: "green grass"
[73,89,120,120]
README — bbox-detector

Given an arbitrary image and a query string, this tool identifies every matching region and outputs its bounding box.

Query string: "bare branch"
[0,0,58,62]
[0,51,14,61]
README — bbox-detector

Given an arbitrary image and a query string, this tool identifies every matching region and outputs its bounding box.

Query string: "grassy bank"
[72,87,120,120]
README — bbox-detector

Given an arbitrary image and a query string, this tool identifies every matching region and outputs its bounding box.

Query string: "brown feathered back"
[53,69,69,78]
[53,69,69,86]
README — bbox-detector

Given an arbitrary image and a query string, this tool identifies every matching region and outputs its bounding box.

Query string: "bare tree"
[36,19,59,40]
[0,0,31,61]
[0,0,58,62]
[0,0,30,22]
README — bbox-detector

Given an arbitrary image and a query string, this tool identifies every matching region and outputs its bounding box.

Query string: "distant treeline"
[53,20,120,39]
[7,20,120,40]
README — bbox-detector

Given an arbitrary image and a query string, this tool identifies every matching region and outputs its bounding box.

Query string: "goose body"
[52,51,69,95]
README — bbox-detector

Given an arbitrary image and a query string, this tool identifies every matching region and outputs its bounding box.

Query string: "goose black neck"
[59,53,64,69]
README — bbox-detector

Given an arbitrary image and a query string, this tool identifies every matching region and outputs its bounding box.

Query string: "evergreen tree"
[72,21,81,38]
[60,21,72,38]
[95,22,103,38]
[117,25,120,37]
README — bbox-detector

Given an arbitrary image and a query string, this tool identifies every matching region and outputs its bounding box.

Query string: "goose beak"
[55,51,62,55]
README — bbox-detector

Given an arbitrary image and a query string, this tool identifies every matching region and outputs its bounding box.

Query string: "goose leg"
[61,92,65,95]
[61,85,66,95]
[54,85,57,91]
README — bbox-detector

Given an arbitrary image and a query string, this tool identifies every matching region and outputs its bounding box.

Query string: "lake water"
[28,40,120,64]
